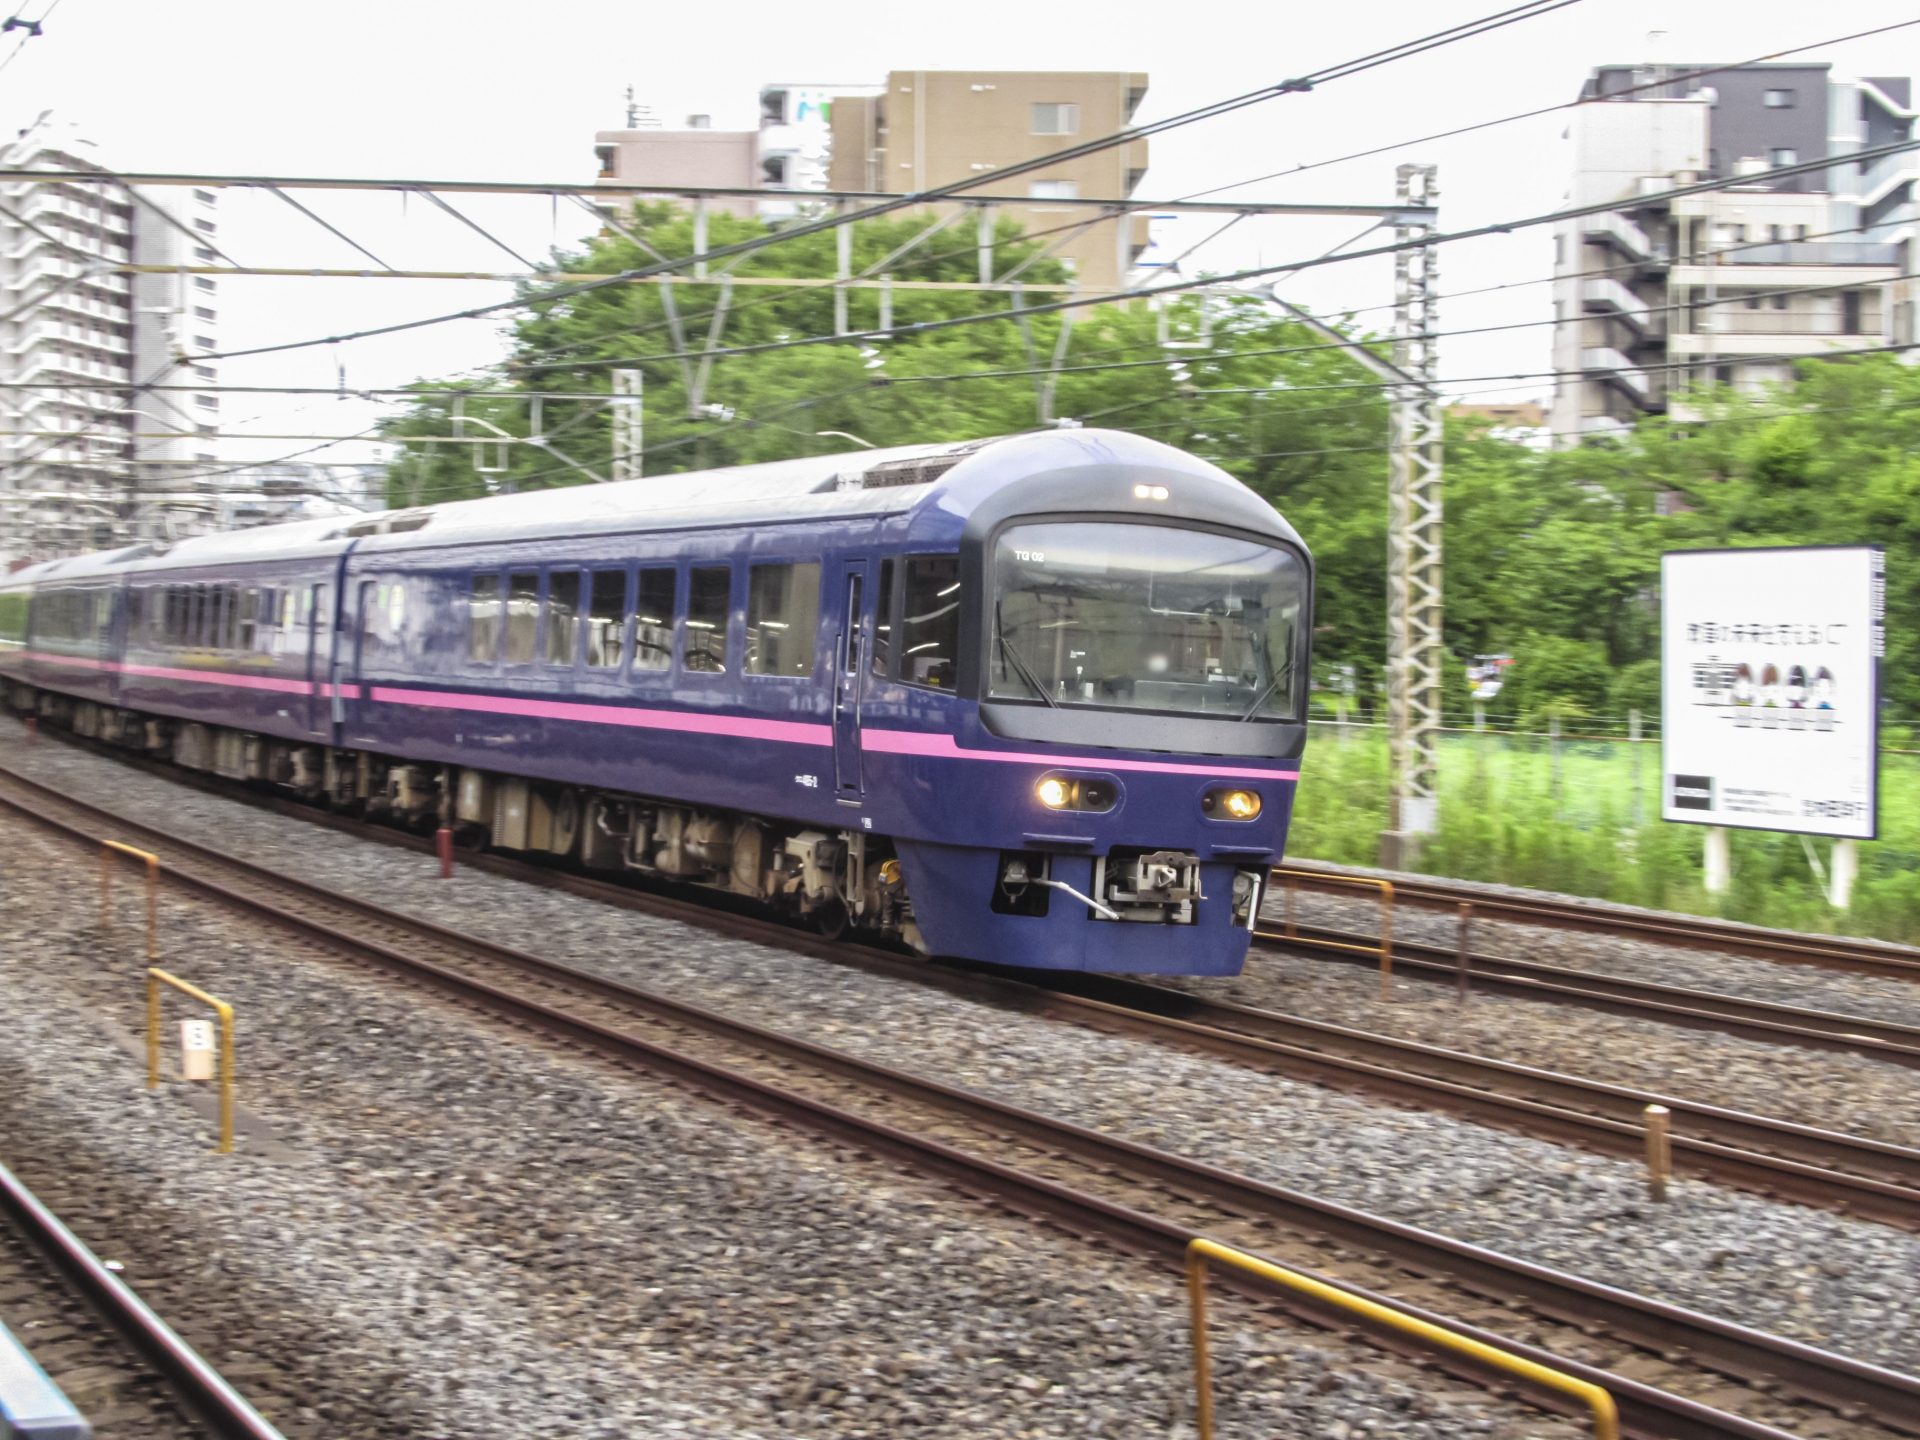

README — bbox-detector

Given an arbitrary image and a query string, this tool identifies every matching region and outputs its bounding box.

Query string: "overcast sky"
[5,0,1917,477]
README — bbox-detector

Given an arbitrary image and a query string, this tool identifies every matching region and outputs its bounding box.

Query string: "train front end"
[871,429,1311,976]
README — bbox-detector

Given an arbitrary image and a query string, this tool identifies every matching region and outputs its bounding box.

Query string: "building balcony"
[1581,347,1652,402]
[1580,277,1654,334]
[1667,330,1879,358]
[1582,211,1654,263]
[1712,241,1900,266]
[1579,415,1634,441]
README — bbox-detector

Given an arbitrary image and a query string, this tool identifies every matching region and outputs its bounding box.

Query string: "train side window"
[633,567,674,672]
[585,568,628,668]
[745,562,820,677]
[871,558,896,677]
[504,571,538,664]
[239,588,258,651]
[900,554,961,689]
[544,569,581,666]
[467,575,501,663]
[684,565,731,674]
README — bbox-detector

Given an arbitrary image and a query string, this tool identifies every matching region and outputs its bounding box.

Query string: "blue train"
[0,428,1311,974]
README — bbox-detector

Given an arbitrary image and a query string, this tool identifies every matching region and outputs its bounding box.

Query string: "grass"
[1286,721,1920,945]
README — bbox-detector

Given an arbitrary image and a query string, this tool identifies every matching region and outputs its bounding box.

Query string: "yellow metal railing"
[100,840,160,960]
[1267,868,1396,1001]
[146,968,235,1154]
[1185,1237,1618,1440]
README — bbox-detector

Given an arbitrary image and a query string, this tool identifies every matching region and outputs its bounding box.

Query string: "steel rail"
[7,754,1917,1228]
[0,1158,286,1440]
[0,777,1880,1440]
[1279,859,1920,980]
[1257,922,1920,1065]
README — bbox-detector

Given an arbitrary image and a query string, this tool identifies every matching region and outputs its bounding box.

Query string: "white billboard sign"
[1661,546,1882,840]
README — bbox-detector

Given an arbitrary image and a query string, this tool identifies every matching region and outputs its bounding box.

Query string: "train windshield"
[989,521,1304,721]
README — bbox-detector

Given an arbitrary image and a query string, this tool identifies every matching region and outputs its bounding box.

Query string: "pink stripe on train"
[368,685,835,747]
[860,727,1298,781]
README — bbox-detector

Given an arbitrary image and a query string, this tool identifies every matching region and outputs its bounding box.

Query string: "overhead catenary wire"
[151,1,1582,372]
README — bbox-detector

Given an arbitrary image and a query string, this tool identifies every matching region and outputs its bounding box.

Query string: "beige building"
[830,71,1150,290]
[594,124,760,218]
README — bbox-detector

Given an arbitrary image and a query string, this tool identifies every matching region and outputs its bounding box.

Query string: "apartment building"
[1549,65,1915,443]
[0,117,223,564]
[592,73,1151,289]
[830,71,1150,290]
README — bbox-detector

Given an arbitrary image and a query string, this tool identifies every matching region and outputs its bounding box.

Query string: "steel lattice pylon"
[1385,163,1443,855]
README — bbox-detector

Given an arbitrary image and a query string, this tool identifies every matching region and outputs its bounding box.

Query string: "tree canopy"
[379,203,1920,723]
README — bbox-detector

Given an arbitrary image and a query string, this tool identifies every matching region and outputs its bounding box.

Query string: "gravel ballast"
[2,720,1917,1384]
[0,785,1567,1440]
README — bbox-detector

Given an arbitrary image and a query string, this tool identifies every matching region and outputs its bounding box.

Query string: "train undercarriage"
[5,684,924,951]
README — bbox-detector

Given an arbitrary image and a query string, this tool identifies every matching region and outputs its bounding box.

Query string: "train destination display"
[1661,546,1882,840]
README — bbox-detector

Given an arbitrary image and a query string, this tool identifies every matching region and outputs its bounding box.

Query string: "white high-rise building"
[1549,65,1916,444]
[0,116,223,566]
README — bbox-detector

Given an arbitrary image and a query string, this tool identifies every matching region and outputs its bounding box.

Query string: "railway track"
[2,758,1919,1439]
[1255,922,1920,1068]
[1280,858,1920,982]
[0,1156,284,1440]
[5,754,1918,1232]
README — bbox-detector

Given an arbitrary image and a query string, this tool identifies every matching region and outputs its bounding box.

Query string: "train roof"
[8,428,1295,583]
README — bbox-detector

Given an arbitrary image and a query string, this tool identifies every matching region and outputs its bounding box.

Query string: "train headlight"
[1037,777,1071,809]
[1202,787,1262,820]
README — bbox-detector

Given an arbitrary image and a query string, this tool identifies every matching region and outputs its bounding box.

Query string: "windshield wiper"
[995,603,1059,708]
[1238,634,1291,721]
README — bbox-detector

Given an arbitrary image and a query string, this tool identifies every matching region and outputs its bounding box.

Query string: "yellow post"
[1644,1104,1671,1202]
[1184,1237,1618,1440]
[145,968,235,1154]
[1378,879,1395,1003]
[1185,1246,1216,1440]
[102,841,161,960]
[1265,869,1396,1001]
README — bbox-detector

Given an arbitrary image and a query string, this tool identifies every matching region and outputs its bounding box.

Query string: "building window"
[1769,148,1797,168]
[1843,290,1863,335]
[195,218,215,234]
[760,88,787,125]
[1031,103,1079,136]
[196,423,216,436]
[1773,291,1789,310]
[1554,234,1564,266]
[193,365,215,379]
[194,307,215,321]
[685,566,731,673]
[195,394,218,409]
[195,277,216,292]
[193,188,216,204]
[195,334,215,349]
[745,562,820,677]
[1763,89,1796,108]
[194,246,216,262]
[762,154,789,187]
[1028,179,1079,201]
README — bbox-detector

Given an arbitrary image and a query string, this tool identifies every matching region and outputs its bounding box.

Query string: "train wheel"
[810,899,849,940]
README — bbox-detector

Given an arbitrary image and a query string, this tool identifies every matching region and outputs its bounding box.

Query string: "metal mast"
[1383,162,1444,867]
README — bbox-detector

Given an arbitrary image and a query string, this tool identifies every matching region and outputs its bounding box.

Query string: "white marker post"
[180,1019,215,1081]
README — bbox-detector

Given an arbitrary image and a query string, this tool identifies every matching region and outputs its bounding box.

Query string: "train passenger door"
[831,560,867,800]
[347,579,378,741]
[305,581,330,736]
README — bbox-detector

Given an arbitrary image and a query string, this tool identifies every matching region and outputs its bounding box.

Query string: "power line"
[1183,17,1920,201]
[512,134,1920,376]
[167,2,1583,371]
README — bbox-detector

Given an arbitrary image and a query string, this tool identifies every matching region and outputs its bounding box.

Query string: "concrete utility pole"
[1382,162,1444,869]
